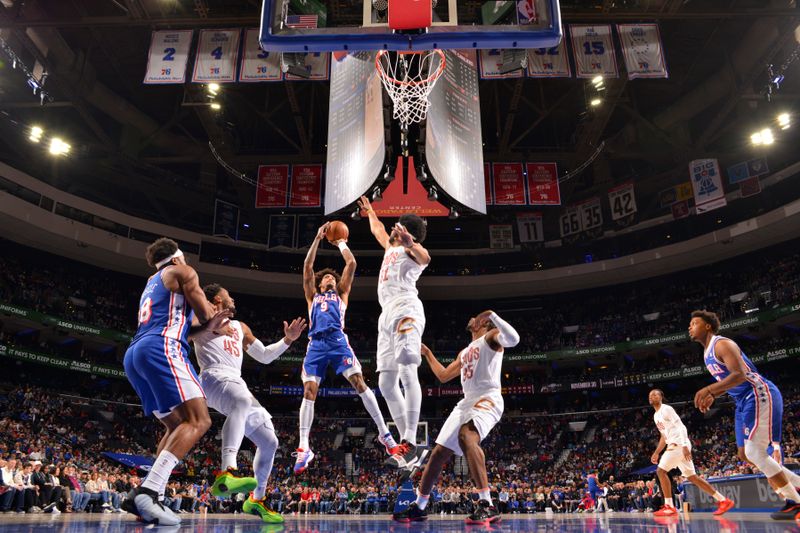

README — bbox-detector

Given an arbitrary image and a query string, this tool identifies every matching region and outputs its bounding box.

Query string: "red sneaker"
[714,498,735,516]
[654,505,678,517]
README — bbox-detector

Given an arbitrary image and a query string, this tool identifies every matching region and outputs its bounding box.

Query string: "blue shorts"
[124,336,205,418]
[301,333,362,383]
[735,379,782,447]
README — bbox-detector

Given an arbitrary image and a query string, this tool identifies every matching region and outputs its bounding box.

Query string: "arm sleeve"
[489,312,520,348]
[246,337,290,364]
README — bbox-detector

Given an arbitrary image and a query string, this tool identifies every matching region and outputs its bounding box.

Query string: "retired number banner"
[516,213,544,243]
[285,52,331,81]
[256,165,289,208]
[144,30,193,84]
[617,24,668,79]
[689,159,727,213]
[559,207,582,238]
[479,49,525,79]
[492,163,526,205]
[578,197,603,231]
[527,39,571,78]
[526,163,561,205]
[239,28,282,82]
[289,165,323,207]
[192,29,240,83]
[569,25,618,78]
[608,182,637,220]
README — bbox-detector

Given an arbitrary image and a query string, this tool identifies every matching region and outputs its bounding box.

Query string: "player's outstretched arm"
[170,265,216,323]
[393,223,431,266]
[479,310,520,350]
[421,343,460,383]
[357,196,390,249]
[335,240,356,301]
[694,339,747,412]
[242,319,307,365]
[303,223,329,303]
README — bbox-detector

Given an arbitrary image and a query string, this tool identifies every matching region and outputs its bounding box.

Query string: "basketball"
[326,220,349,243]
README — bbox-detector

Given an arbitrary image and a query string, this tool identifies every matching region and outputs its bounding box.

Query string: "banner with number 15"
[192,29,241,83]
[144,30,193,84]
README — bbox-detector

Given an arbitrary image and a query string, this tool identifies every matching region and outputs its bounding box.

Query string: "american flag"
[286,15,318,29]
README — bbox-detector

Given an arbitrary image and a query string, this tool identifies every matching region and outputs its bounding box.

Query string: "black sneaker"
[466,499,501,525]
[385,440,417,469]
[393,502,428,523]
[770,500,800,520]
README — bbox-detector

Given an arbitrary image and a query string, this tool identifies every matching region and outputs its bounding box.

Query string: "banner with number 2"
[144,30,193,84]
[192,29,240,83]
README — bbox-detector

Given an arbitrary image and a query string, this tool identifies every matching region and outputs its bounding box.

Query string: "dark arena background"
[2,0,800,532]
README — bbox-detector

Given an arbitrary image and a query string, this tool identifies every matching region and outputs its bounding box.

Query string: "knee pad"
[744,440,782,477]
[394,319,422,366]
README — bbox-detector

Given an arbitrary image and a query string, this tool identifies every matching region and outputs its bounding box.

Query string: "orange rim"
[375,49,447,87]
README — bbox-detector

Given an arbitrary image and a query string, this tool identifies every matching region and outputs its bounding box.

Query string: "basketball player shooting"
[357,195,430,470]
[690,310,800,521]
[191,284,306,523]
[294,222,402,474]
[648,389,734,517]
[122,238,231,526]
[393,310,519,525]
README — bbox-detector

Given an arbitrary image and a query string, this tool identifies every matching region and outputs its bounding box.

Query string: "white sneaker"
[130,487,181,526]
[378,432,400,455]
[292,448,315,474]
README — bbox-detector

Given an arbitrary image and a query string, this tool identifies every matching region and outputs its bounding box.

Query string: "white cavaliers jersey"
[459,335,503,400]
[653,404,691,449]
[193,320,245,376]
[377,245,427,307]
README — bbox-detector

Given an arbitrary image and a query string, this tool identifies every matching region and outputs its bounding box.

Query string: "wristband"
[338,241,349,252]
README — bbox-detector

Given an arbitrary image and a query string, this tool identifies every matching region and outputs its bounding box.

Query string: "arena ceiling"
[0,0,798,234]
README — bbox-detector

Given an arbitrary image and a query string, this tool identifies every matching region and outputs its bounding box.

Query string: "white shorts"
[435,393,503,456]
[658,446,696,477]
[376,298,426,372]
[200,369,272,434]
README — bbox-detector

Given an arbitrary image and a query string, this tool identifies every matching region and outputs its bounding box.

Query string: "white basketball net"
[376,49,446,128]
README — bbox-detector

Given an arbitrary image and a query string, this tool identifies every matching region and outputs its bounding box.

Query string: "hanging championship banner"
[239,28,282,82]
[516,213,544,243]
[577,197,603,231]
[608,181,638,220]
[285,52,331,81]
[527,39,571,78]
[689,159,727,213]
[144,30,193,84]
[739,176,762,198]
[212,199,239,240]
[526,163,561,205]
[255,165,289,208]
[289,164,323,207]
[489,225,514,249]
[485,163,493,205]
[569,25,618,78]
[559,206,582,238]
[479,49,525,79]
[616,24,669,79]
[267,215,296,248]
[192,29,240,83]
[492,163,526,205]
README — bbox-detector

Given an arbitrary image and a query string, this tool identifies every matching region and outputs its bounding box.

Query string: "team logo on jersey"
[473,398,495,411]
[343,357,353,366]
[744,427,750,436]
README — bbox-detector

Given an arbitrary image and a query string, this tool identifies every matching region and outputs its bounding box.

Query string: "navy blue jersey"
[704,335,768,402]
[131,269,194,350]
[308,290,345,338]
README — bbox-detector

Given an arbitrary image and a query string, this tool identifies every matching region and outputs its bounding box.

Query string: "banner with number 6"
[608,182,638,220]
[516,213,544,243]
[192,29,241,83]
[569,25,618,78]
[239,28,282,82]
[144,30,193,84]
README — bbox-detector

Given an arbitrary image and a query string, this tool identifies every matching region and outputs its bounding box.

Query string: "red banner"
[672,200,689,219]
[492,163,526,205]
[526,162,561,205]
[289,164,322,208]
[484,163,493,205]
[370,156,449,217]
[256,165,289,208]
[739,176,762,198]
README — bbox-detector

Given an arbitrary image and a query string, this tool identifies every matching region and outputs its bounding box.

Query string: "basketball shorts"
[199,368,273,434]
[302,333,361,384]
[124,336,205,418]
[658,446,697,477]
[376,297,426,372]
[735,377,782,447]
[435,393,503,456]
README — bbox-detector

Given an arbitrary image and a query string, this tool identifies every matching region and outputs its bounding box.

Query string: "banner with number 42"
[608,182,638,221]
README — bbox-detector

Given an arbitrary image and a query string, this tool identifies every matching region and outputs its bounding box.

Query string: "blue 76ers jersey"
[704,335,767,402]
[308,290,345,338]
[131,269,194,350]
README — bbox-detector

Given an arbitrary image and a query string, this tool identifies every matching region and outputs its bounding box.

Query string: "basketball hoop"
[375,49,446,128]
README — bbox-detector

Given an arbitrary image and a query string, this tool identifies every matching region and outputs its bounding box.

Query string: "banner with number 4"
[608,182,637,220]
[192,29,241,83]
[144,30,193,84]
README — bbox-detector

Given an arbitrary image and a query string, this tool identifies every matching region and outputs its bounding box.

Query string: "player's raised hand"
[357,196,372,214]
[316,222,331,241]
[208,308,235,336]
[393,223,415,247]
[694,387,715,413]
[283,317,307,342]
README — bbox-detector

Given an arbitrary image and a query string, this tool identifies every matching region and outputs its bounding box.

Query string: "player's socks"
[415,492,430,511]
[478,488,492,504]
[358,389,391,436]
[712,491,726,502]
[299,398,315,451]
[378,371,407,438]
[777,483,800,502]
[782,467,800,488]
[141,450,179,496]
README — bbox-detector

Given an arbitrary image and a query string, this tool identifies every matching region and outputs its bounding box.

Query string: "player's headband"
[156,249,184,269]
